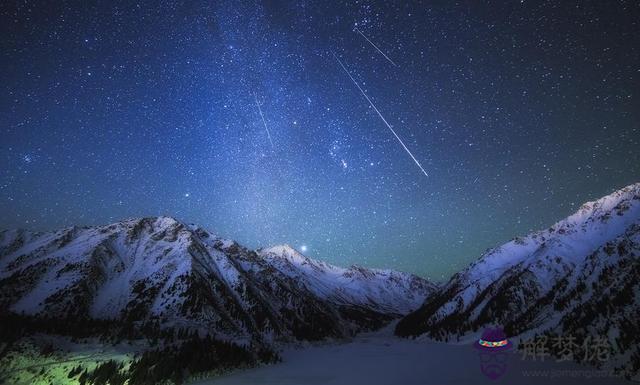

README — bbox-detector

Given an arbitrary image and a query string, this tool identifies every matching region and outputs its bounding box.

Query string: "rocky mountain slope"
[0,217,435,343]
[396,183,640,375]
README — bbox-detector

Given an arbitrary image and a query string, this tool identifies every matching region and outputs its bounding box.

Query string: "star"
[1,0,637,281]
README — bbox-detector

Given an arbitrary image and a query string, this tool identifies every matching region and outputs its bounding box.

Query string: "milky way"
[1,1,639,280]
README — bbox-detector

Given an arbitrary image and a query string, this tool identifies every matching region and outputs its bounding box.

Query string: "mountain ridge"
[0,216,435,344]
[395,182,640,377]
[2,184,639,379]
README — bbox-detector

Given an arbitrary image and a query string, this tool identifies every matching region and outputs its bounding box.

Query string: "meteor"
[254,93,275,149]
[354,27,398,67]
[332,52,428,178]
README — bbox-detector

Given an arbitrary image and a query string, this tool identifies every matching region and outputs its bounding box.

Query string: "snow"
[194,323,630,385]
[259,245,435,314]
[1,216,436,341]
[403,183,640,378]
[436,183,640,316]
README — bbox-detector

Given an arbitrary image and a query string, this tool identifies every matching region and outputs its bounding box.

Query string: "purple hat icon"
[473,327,513,380]
[473,327,513,352]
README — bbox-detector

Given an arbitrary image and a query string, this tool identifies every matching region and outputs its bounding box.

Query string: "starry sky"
[1,1,639,280]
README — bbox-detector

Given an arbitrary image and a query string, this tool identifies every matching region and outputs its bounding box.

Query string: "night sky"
[1,1,639,280]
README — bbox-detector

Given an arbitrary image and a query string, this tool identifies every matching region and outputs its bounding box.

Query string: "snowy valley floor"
[195,324,633,385]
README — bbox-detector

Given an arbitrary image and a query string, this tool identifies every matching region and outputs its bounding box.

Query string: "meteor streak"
[254,93,275,149]
[354,27,398,67]
[332,52,428,178]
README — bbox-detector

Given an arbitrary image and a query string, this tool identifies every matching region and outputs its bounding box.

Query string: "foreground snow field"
[196,324,631,385]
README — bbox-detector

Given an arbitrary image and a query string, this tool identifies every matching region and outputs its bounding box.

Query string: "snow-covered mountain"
[259,245,430,315]
[0,217,435,343]
[396,183,640,375]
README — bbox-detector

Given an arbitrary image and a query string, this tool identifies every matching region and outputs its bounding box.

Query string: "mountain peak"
[120,215,183,228]
[556,182,640,229]
[395,182,640,376]
[261,244,301,256]
[1,218,436,341]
